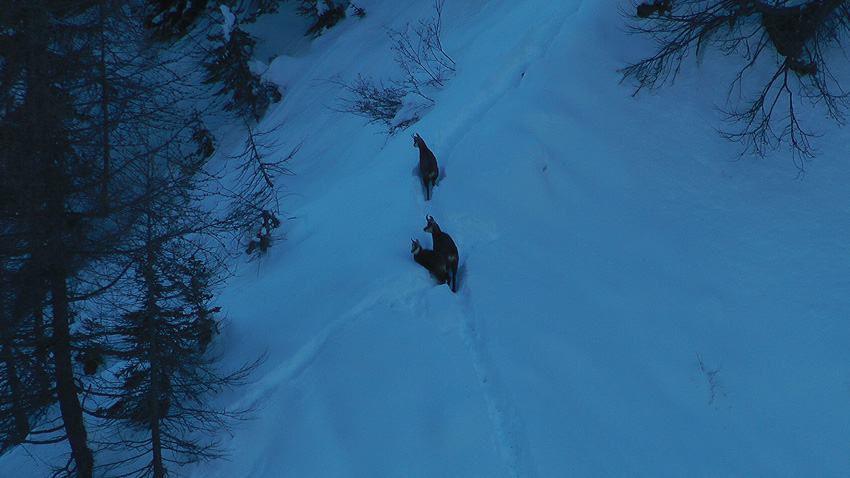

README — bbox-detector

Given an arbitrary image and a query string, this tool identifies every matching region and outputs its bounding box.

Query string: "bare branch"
[622,0,850,163]
[330,0,454,136]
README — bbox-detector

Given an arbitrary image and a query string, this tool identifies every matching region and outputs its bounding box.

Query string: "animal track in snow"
[456,292,538,478]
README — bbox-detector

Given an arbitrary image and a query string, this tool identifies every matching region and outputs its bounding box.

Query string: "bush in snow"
[329,75,409,133]
[332,0,454,134]
[246,209,283,255]
[386,0,455,101]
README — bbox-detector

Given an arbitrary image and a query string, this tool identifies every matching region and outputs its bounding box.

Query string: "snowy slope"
[191,0,850,476]
[6,0,850,477]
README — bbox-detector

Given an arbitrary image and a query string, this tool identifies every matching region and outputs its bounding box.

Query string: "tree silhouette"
[622,0,850,172]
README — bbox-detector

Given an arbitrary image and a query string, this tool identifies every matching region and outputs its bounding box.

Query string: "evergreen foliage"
[302,2,348,37]
[145,0,212,40]
[205,26,282,121]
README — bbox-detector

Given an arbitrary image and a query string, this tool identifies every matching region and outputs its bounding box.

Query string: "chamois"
[411,239,450,285]
[424,215,458,292]
[413,133,438,200]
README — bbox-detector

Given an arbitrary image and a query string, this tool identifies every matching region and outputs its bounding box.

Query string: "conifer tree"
[205,24,282,121]
[88,163,258,476]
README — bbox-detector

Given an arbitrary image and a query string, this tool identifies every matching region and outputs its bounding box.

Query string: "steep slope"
[205,0,850,477]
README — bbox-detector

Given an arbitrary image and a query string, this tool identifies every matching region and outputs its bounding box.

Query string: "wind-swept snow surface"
[5,0,850,477]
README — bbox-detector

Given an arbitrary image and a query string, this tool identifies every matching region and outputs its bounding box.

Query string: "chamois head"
[424,215,439,233]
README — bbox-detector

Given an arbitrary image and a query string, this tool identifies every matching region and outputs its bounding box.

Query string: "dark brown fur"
[413,133,439,200]
[424,216,458,292]
[411,239,450,285]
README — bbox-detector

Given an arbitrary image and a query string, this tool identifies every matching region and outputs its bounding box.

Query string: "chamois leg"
[450,263,458,292]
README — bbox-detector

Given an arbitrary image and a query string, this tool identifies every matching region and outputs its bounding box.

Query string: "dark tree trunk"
[0,335,31,445]
[144,241,165,478]
[49,272,94,478]
[31,0,95,466]
[31,307,52,398]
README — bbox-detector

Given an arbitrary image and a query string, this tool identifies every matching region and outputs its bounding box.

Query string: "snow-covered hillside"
[8,0,850,476]
[210,1,850,476]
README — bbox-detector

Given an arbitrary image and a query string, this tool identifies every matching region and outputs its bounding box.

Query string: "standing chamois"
[413,133,438,200]
[424,215,458,292]
[411,239,451,286]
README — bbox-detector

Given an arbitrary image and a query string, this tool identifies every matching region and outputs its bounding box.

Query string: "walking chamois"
[411,239,451,286]
[424,215,458,292]
[413,133,438,200]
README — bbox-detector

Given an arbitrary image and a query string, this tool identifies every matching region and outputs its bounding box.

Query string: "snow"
[219,5,236,41]
[316,1,330,17]
[5,0,850,477]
